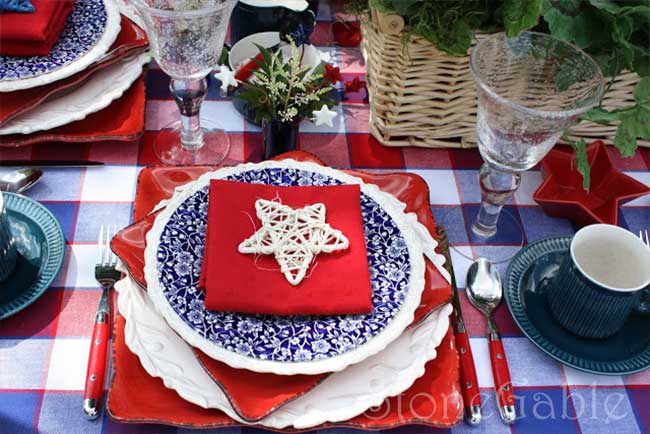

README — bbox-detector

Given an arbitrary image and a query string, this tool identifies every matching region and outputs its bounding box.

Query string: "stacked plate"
[0,0,150,145]
[111,158,461,429]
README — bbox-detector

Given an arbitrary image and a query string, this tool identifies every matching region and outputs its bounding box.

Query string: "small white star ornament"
[214,65,238,93]
[312,104,338,127]
[238,199,349,285]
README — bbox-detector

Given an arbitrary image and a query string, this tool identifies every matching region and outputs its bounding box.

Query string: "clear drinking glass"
[132,0,237,165]
[469,32,604,247]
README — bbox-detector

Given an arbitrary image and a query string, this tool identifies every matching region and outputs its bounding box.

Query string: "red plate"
[0,74,146,147]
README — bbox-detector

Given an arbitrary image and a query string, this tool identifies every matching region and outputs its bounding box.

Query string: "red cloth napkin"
[0,0,73,56]
[199,180,373,316]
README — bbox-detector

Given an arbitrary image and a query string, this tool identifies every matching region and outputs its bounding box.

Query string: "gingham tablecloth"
[1,2,649,433]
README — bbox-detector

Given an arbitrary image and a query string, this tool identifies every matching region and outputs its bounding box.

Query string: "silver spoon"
[0,168,43,194]
[466,258,516,424]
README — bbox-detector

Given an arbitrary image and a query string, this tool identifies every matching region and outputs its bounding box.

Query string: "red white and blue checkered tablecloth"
[1,2,649,433]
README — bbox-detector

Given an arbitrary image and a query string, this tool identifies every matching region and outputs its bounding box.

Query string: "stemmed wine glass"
[132,0,237,165]
[467,31,604,260]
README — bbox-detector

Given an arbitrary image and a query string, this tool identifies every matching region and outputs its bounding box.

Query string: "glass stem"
[170,77,208,151]
[472,163,521,238]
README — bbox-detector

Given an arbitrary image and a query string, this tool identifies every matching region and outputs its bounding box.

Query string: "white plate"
[143,160,450,375]
[228,31,321,72]
[0,51,151,135]
[0,0,122,92]
[116,272,452,429]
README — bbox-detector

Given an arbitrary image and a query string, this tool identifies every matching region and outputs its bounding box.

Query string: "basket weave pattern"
[361,10,647,149]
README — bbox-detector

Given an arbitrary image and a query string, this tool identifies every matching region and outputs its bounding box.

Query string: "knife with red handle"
[489,322,516,423]
[436,227,482,425]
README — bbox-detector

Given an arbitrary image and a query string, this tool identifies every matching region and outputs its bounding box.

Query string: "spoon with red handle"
[466,258,516,424]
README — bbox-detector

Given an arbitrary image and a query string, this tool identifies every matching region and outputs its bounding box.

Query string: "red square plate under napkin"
[108,152,461,428]
[200,180,373,316]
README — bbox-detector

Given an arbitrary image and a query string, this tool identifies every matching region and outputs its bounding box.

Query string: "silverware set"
[83,225,121,420]
[437,227,516,425]
[466,258,516,424]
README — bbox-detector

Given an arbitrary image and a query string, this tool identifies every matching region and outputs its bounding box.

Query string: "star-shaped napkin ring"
[238,199,349,285]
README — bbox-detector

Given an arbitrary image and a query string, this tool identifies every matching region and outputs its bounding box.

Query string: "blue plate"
[0,193,65,320]
[157,167,412,363]
[505,237,650,375]
[0,0,107,81]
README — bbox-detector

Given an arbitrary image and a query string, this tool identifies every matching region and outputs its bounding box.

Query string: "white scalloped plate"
[116,272,452,429]
[0,51,150,135]
[144,160,450,375]
[0,0,122,92]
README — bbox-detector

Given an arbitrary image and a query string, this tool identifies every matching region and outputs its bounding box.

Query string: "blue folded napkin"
[0,0,34,13]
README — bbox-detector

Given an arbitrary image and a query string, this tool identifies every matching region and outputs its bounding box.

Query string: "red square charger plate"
[107,151,462,430]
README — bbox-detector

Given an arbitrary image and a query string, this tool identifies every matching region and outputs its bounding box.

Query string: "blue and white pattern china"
[0,0,106,81]
[156,168,411,363]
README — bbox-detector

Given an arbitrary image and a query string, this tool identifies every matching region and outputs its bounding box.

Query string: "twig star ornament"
[238,199,349,285]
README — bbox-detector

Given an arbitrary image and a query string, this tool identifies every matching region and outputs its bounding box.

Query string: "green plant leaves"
[634,76,650,104]
[588,0,621,14]
[503,0,543,37]
[572,139,591,191]
[389,0,418,15]
[582,107,619,123]
[615,117,638,157]
[236,42,337,124]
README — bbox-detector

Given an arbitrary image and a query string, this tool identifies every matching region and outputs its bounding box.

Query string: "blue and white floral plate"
[143,160,446,375]
[0,0,121,92]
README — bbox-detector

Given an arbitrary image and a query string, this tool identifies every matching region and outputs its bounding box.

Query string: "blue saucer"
[0,193,65,320]
[505,237,650,375]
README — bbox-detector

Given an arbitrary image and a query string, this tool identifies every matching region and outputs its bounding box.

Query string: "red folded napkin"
[0,0,73,56]
[199,180,373,316]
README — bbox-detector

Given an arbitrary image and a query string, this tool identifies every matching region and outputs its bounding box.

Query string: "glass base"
[154,118,231,165]
[440,208,524,264]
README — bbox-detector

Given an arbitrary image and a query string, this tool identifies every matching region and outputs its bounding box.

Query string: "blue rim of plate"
[504,236,650,375]
[157,167,412,363]
[0,0,107,81]
[0,193,65,320]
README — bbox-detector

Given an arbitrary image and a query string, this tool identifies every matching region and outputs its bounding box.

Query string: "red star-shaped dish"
[534,140,650,227]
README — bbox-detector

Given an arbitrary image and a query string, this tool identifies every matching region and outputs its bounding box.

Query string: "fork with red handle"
[83,225,121,419]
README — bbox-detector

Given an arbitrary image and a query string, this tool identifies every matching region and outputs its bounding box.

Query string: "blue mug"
[0,191,17,282]
[547,224,650,339]
[229,0,318,45]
